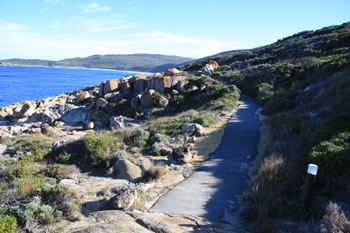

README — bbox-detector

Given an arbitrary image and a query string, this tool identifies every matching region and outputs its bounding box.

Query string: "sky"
[0,0,349,60]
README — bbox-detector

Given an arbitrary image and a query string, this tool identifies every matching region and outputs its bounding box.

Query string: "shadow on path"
[150,95,260,222]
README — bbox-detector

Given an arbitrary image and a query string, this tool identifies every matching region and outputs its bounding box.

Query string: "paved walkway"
[150,95,260,222]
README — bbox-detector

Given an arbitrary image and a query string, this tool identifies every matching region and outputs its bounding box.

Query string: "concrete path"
[150,95,260,222]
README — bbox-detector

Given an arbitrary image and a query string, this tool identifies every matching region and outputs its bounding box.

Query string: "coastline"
[0,63,153,75]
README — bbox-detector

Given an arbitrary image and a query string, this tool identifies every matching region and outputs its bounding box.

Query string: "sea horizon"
[0,66,145,107]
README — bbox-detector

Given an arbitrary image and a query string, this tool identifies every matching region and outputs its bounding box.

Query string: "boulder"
[41,126,59,135]
[134,128,150,138]
[194,123,207,136]
[110,92,124,104]
[158,96,169,108]
[182,123,207,136]
[30,108,61,124]
[172,147,192,164]
[0,144,7,155]
[192,86,199,91]
[111,189,137,209]
[87,109,108,122]
[15,101,35,118]
[59,179,78,186]
[83,121,94,130]
[103,79,120,94]
[165,68,180,76]
[59,105,88,124]
[176,79,188,91]
[0,129,11,139]
[114,159,142,181]
[51,141,65,153]
[152,133,185,155]
[110,116,125,129]
[134,74,147,79]
[78,91,92,102]
[202,61,219,75]
[104,103,117,114]
[110,185,138,210]
[89,102,97,109]
[134,77,149,94]
[153,72,162,77]
[209,60,219,70]
[99,81,106,97]
[130,95,141,109]
[153,141,172,156]
[0,106,13,119]
[140,89,155,107]
[73,210,152,233]
[181,123,196,135]
[119,79,131,95]
[97,98,108,109]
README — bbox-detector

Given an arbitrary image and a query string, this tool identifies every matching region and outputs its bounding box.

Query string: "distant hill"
[0,54,194,73]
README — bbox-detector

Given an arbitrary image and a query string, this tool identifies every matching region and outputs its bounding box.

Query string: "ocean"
[0,66,144,107]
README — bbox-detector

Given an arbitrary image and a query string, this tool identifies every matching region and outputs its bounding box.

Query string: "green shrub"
[135,136,148,149]
[256,83,274,105]
[6,165,43,199]
[0,215,17,233]
[43,165,68,181]
[149,117,190,136]
[7,166,32,181]
[154,149,161,156]
[56,152,71,163]
[83,134,113,168]
[13,138,52,161]
[38,183,80,220]
[38,205,55,224]
[193,115,216,127]
[309,132,350,176]
[152,91,162,103]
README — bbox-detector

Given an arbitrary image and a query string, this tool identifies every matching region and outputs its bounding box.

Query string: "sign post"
[302,164,318,210]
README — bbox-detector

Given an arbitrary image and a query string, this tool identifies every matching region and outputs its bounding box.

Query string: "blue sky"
[0,0,349,60]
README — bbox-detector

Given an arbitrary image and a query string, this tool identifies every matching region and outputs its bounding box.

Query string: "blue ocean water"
[0,66,143,107]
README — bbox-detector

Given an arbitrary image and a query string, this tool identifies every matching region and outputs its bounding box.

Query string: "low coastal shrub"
[13,137,52,161]
[193,115,215,127]
[56,152,71,163]
[83,134,113,169]
[309,132,350,177]
[149,117,190,136]
[0,182,80,227]
[256,82,274,105]
[0,215,17,233]
[42,165,68,181]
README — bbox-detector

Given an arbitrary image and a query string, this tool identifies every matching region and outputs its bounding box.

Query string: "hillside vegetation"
[0,54,194,72]
[183,21,350,232]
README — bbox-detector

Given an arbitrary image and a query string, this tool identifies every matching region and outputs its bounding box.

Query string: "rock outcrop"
[201,60,220,75]
[0,68,190,140]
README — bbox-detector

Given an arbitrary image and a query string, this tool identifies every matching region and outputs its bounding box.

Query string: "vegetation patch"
[309,132,350,177]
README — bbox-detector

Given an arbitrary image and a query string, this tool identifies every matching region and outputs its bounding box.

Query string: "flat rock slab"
[150,95,260,222]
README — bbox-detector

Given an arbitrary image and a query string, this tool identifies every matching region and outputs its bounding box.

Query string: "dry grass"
[241,154,288,232]
[321,202,350,233]
[142,164,169,183]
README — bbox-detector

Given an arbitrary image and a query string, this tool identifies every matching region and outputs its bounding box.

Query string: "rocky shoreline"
[0,62,244,232]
